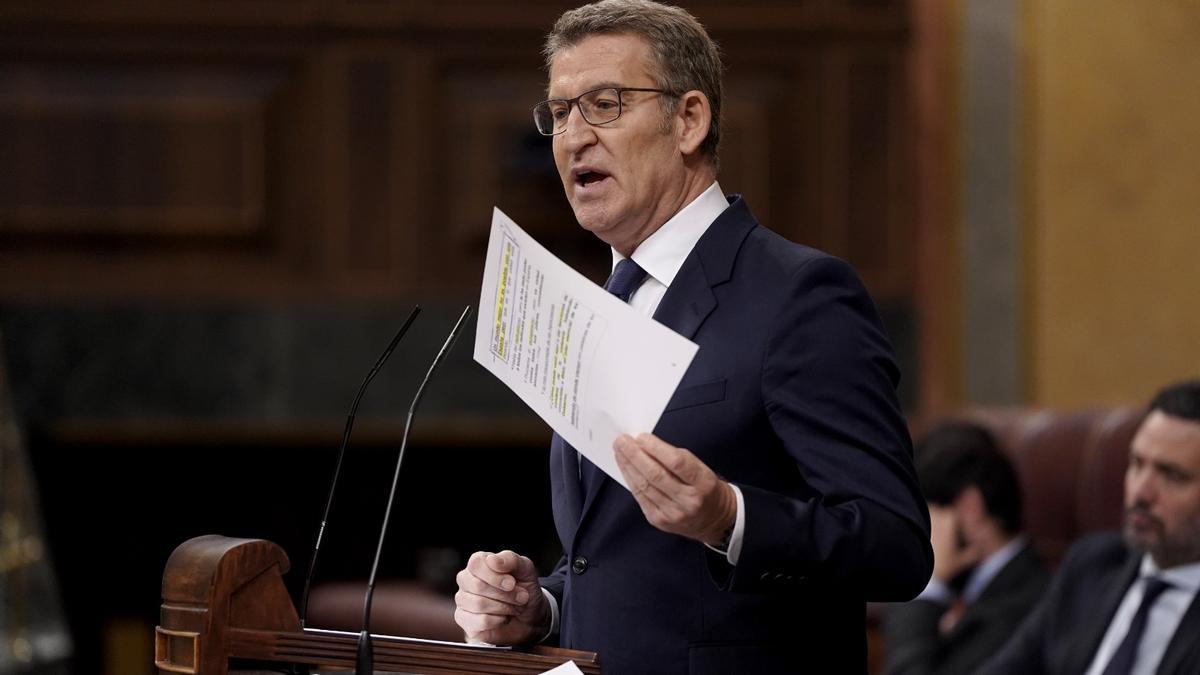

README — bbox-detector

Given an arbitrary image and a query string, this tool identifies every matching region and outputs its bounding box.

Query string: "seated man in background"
[980,378,1200,675]
[885,421,1049,675]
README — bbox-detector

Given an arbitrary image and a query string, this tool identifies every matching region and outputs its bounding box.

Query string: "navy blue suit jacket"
[540,197,932,674]
[979,532,1200,675]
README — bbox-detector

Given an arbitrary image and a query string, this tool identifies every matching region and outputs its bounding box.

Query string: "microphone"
[356,305,473,675]
[299,306,421,628]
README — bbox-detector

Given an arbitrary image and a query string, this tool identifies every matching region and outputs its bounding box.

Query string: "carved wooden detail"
[0,64,280,237]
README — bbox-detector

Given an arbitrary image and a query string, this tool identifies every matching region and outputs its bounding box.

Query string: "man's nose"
[1127,466,1157,504]
[558,105,597,152]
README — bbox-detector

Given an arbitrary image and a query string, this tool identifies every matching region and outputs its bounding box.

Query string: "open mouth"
[575,170,610,187]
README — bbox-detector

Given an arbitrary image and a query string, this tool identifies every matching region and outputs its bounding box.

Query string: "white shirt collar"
[963,535,1029,603]
[610,181,728,285]
[1140,554,1200,594]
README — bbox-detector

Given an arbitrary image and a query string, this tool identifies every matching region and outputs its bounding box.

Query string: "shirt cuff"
[915,576,954,605]
[539,587,560,642]
[703,483,745,565]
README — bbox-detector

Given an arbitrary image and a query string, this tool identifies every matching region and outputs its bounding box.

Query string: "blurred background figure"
[885,421,1048,675]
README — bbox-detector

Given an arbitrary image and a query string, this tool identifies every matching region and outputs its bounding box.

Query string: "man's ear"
[675,90,711,157]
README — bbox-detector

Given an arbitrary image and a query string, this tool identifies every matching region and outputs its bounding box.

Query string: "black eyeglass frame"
[532,86,675,136]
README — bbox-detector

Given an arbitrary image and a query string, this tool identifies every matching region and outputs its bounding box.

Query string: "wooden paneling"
[0,64,276,238]
[0,40,329,298]
[438,63,582,288]
[845,47,912,298]
[344,59,396,273]
[0,0,915,303]
[715,74,779,226]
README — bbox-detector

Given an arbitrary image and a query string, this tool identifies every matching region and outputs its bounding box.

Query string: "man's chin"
[1123,526,1161,555]
[1125,530,1150,551]
[570,205,614,236]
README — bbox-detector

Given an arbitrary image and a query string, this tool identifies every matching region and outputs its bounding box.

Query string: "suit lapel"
[572,196,758,538]
[651,196,754,340]
[1156,590,1200,674]
[651,261,716,341]
[1063,552,1141,674]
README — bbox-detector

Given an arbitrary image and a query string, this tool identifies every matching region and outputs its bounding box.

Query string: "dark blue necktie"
[1100,576,1172,675]
[579,258,649,493]
[604,257,650,303]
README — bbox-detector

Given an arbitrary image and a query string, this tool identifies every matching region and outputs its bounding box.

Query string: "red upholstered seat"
[306,580,462,642]
[1075,409,1142,536]
[962,407,1140,569]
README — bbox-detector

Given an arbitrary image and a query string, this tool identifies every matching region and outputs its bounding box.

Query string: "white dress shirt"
[1083,555,1200,675]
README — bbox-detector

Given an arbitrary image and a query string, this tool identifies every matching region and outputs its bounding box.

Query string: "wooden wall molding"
[0,1,906,36]
[0,0,916,308]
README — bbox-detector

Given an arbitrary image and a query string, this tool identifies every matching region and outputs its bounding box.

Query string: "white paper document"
[540,660,586,675]
[474,208,698,489]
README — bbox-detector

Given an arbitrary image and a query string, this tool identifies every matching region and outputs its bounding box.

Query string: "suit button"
[773,573,787,582]
[571,556,589,575]
[760,572,772,582]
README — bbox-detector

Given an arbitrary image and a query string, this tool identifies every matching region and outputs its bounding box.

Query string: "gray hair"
[544,0,723,166]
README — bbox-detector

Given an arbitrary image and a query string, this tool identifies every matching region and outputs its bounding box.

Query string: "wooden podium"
[156,535,601,674]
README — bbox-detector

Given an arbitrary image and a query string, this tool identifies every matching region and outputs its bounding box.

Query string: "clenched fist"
[453,550,550,646]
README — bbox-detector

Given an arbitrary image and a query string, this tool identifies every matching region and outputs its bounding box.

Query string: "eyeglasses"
[533,87,673,136]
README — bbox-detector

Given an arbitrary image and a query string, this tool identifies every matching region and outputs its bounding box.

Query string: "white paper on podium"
[474,208,698,489]
[539,660,585,675]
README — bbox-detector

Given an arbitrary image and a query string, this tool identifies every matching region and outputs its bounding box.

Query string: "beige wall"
[1026,0,1200,407]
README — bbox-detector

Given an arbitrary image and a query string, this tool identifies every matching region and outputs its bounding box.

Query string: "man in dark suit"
[980,379,1200,675]
[452,1,933,672]
[885,422,1049,675]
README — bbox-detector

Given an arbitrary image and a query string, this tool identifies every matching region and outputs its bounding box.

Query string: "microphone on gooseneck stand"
[355,305,473,675]
[299,306,421,629]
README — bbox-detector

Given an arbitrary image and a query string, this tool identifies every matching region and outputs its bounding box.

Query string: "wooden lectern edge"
[158,535,601,674]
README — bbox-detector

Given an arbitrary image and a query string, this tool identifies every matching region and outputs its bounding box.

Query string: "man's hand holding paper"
[613,432,737,546]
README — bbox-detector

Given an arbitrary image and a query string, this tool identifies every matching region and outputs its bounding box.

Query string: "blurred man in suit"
[980,379,1200,675]
[452,1,932,672]
[885,421,1049,675]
